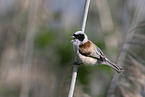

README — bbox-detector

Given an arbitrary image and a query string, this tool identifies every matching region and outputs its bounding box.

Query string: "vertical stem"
[81,0,91,33]
[68,0,90,97]
[95,0,114,32]
[68,65,78,97]
[20,0,39,97]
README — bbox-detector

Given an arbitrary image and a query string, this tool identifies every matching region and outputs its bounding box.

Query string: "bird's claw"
[73,62,81,65]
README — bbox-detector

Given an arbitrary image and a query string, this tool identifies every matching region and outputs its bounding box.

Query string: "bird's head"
[71,31,88,45]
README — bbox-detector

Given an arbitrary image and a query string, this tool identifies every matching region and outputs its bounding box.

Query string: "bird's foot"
[73,62,81,65]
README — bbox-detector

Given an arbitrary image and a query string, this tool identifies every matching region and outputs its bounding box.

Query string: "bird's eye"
[73,34,78,38]
[73,33,85,41]
[77,34,85,41]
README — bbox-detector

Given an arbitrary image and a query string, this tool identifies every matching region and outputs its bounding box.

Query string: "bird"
[71,31,123,73]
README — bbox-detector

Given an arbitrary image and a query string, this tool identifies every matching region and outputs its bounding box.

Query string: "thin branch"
[81,0,91,33]
[68,0,91,97]
[68,65,78,97]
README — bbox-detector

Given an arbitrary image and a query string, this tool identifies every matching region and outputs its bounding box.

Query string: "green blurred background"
[0,0,143,97]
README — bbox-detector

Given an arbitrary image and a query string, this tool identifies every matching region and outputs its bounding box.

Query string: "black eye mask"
[73,34,85,41]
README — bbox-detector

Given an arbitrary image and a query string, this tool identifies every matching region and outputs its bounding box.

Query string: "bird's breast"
[77,53,97,66]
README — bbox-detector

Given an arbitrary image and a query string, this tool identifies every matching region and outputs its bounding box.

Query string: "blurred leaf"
[0,85,20,97]
[57,44,73,66]
[78,65,91,85]
[35,31,55,49]
[78,65,112,85]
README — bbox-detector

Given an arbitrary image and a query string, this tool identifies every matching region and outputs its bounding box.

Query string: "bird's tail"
[102,58,124,74]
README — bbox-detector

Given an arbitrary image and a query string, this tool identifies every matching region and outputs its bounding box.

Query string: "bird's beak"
[70,36,76,42]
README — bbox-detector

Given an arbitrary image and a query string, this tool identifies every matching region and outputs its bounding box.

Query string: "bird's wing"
[86,45,105,61]
[94,45,105,56]
[79,40,105,60]
[79,45,103,60]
